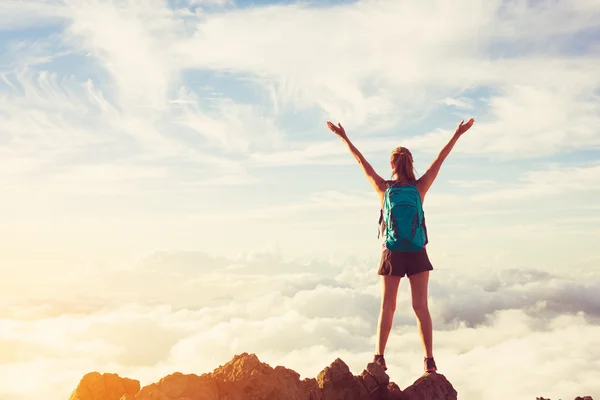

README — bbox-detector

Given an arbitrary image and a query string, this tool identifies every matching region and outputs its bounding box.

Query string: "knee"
[381,298,396,314]
[412,302,429,317]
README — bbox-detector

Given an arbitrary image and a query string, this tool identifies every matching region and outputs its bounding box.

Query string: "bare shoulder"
[376,181,388,198]
[415,177,427,202]
[376,180,391,205]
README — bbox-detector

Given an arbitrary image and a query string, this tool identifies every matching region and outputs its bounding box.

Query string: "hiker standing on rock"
[326,117,475,373]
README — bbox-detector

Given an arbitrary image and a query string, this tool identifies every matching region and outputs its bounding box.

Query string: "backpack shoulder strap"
[378,180,394,239]
[385,179,403,189]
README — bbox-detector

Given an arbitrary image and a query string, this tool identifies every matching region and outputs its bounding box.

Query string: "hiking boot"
[373,354,387,371]
[424,357,437,373]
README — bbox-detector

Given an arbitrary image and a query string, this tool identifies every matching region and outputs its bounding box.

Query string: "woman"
[326,117,475,374]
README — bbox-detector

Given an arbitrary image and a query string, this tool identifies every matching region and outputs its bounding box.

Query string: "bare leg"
[408,271,433,358]
[375,275,401,355]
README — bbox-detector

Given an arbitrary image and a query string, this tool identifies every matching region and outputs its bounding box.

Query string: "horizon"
[1,0,599,399]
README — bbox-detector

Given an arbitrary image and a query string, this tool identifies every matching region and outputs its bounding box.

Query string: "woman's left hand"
[327,121,348,140]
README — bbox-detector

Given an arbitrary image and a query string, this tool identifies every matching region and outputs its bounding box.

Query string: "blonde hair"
[390,146,416,181]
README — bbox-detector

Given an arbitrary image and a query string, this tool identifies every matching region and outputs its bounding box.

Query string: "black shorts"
[378,247,434,277]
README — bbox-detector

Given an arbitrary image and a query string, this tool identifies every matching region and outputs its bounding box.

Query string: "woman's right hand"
[327,121,348,140]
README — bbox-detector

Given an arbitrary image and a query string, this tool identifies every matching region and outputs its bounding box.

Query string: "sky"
[0,0,599,399]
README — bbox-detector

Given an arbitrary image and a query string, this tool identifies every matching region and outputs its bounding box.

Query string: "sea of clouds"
[1,248,599,400]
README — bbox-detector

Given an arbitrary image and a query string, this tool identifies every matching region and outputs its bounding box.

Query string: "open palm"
[456,118,475,136]
[327,121,347,139]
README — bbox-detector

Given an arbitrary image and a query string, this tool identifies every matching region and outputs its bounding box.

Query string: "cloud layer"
[1,250,599,400]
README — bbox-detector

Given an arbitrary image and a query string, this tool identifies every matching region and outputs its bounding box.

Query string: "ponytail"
[390,147,416,181]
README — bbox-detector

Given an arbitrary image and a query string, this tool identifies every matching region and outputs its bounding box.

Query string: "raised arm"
[418,118,475,199]
[326,121,387,200]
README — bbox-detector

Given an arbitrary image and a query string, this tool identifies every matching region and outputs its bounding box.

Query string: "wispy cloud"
[64,0,179,111]
[438,97,475,110]
[0,0,66,31]
[169,0,600,153]
[172,91,282,154]
[470,162,600,202]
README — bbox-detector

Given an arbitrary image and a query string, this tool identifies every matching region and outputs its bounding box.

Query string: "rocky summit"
[68,352,594,400]
[68,352,456,400]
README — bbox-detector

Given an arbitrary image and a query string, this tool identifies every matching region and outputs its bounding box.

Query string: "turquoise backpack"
[378,181,428,252]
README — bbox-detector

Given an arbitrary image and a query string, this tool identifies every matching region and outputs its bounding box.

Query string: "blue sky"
[0,1,600,399]
[1,0,599,297]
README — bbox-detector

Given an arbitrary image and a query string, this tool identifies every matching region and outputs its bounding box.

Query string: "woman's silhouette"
[326,117,475,373]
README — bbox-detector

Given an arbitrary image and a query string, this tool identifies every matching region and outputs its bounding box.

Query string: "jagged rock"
[402,372,457,400]
[212,352,313,399]
[317,358,372,400]
[68,353,453,400]
[135,371,219,400]
[358,362,399,400]
[68,372,140,400]
[384,382,405,400]
[537,396,594,400]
